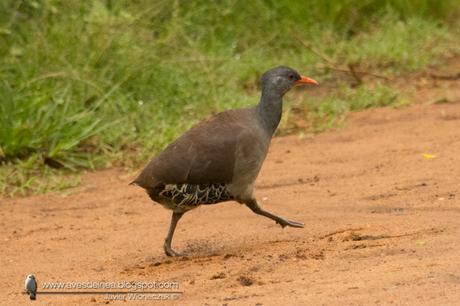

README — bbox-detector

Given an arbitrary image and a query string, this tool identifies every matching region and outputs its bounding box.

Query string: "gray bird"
[132,66,318,256]
[25,274,37,300]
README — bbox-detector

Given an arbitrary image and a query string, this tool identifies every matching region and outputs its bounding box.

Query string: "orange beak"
[295,75,319,86]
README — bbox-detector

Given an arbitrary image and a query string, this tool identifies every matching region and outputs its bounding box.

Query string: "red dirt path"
[1,66,460,305]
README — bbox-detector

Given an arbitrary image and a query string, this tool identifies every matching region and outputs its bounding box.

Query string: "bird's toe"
[277,218,304,228]
[163,244,184,257]
[289,220,304,228]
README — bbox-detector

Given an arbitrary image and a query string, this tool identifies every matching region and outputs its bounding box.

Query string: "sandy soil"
[1,66,460,305]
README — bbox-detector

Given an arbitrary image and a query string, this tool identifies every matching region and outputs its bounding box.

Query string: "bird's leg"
[244,199,304,228]
[164,211,184,257]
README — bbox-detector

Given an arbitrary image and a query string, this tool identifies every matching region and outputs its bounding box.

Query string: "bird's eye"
[288,74,295,80]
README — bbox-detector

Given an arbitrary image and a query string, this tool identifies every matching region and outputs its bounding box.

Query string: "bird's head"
[26,274,36,280]
[260,66,318,96]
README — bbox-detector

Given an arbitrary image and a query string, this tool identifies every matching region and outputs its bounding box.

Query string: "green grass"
[0,0,459,196]
[0,158,82,197]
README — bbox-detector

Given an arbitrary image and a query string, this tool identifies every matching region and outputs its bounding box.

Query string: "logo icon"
[25,274,37,300]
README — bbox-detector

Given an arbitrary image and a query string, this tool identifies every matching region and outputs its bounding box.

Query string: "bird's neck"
[256,90,283,135]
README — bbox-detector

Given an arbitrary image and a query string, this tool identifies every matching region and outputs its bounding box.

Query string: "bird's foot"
[276,218,304,228]
[163,243,184,257]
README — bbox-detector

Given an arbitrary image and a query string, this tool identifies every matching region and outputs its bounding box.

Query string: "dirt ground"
[1,64,460,305]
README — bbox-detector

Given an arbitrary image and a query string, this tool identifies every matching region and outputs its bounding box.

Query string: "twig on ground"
[293,33,335,65]
[429,72,460,80]
[347,63,363,85]
[293,33,392,82]
[319,64,391,81]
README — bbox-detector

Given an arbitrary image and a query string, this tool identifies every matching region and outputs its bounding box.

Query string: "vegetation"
[1,0,459,196]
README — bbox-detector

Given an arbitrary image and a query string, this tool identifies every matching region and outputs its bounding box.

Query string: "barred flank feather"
[159,183,233,208]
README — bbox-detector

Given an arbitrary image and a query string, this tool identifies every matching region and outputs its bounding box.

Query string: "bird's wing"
[133,109,257,188]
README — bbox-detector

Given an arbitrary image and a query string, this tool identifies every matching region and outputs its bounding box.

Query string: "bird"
[132,66,318,256]
[25,274,37,300]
